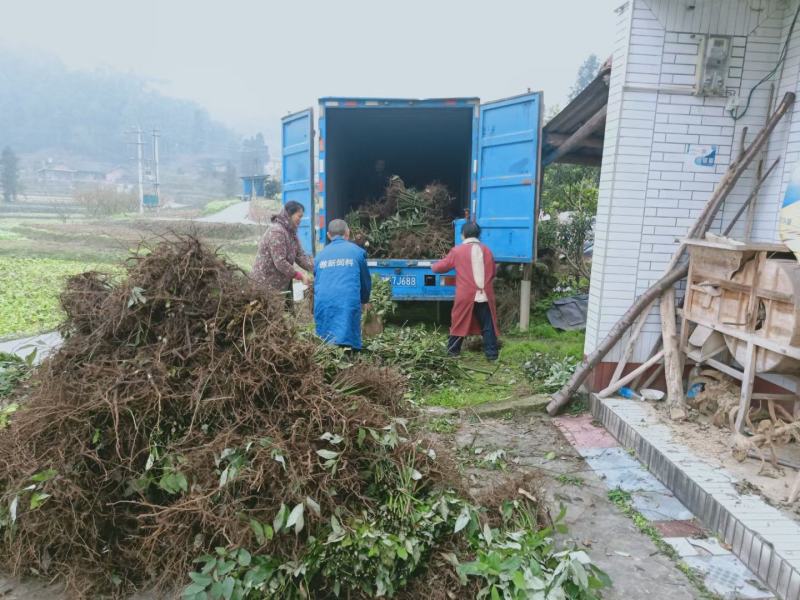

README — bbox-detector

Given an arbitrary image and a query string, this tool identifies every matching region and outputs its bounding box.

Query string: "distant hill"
[0,49,239,163]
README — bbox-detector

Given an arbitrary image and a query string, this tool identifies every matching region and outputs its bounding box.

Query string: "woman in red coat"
[432,221,500,361]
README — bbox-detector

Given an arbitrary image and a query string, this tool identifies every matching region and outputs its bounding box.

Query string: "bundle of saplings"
[346,176,456,259]
[0,236,608,599]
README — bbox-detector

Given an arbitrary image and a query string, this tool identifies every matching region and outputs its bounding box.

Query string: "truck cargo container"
[281,93,542,300]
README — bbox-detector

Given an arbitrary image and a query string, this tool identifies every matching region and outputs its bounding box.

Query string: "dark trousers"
[447,302,498,360]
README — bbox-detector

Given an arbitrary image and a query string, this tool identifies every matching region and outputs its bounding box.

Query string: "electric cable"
[733,0,800,120]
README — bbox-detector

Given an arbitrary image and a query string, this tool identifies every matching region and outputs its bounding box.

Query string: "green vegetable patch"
[0,257,117,338]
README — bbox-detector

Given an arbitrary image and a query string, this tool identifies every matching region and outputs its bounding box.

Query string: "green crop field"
[0,256,119,338]
[0,216,264,339]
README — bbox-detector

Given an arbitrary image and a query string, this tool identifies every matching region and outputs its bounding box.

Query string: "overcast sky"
[1,0,621,145]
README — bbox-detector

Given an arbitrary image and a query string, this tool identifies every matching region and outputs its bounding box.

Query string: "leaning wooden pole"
[722,157,781,237]
[688,92,793,238]
[546,91,795,416]
[597,349,665,399]
[547,264,689,414]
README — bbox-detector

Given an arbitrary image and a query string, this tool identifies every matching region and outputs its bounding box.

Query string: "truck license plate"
[391,276,417,287]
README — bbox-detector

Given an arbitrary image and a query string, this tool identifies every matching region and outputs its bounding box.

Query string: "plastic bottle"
[618,386,643,400]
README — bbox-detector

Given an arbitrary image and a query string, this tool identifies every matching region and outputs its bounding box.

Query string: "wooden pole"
[632,336,663,388]
[722,158,781,237]
[690,92,793,237]
[660,290,687,420]
[745,83,775,240]
[597,349,665,399]
[734,341,758,432]
[640,363,664,390]
[658,157,778,421]
[738,126,748,160]
[609,309,649,385]
[547,264,689,414]
[519,264,532,331]
[547,92,795,416]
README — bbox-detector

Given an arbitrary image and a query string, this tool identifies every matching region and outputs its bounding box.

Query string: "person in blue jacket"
[314,219,372,350]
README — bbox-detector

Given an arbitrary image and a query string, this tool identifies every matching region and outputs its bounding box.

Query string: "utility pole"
[152,129,160,207]
[126,126,145,214]
[136,126,144,214]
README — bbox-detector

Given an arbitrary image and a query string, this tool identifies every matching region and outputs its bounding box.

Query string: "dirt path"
[436,412,701,600]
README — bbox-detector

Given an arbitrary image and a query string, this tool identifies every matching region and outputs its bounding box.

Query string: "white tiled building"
[586,0,800,390]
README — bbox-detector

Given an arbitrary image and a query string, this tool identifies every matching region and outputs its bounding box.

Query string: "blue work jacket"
[313,238,371,349]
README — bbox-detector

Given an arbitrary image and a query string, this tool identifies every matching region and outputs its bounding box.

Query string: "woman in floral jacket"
[253,201,314,300]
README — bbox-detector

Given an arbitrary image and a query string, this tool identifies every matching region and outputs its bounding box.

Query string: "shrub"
[73,185,138,217]
[523,352,580,393]
[537,212,594,282]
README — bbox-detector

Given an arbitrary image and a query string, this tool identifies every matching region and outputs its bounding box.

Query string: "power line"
[733,0,800,120]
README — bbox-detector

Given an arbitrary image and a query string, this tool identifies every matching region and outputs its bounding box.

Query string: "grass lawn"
[418,322,584,409]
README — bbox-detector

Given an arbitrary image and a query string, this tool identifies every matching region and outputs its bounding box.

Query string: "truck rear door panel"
[476,92,542,263]
[281,108,315,254]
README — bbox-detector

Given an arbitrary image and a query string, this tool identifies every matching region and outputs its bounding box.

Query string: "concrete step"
[591,394,800,600]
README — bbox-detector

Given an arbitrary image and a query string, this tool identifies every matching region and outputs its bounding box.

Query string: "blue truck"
[281,93,542,300]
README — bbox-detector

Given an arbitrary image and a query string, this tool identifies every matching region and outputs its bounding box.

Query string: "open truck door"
[475,92,542,262]
[281,108,315,254]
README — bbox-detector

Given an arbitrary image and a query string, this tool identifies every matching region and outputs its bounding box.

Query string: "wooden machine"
[681,238,800,432]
